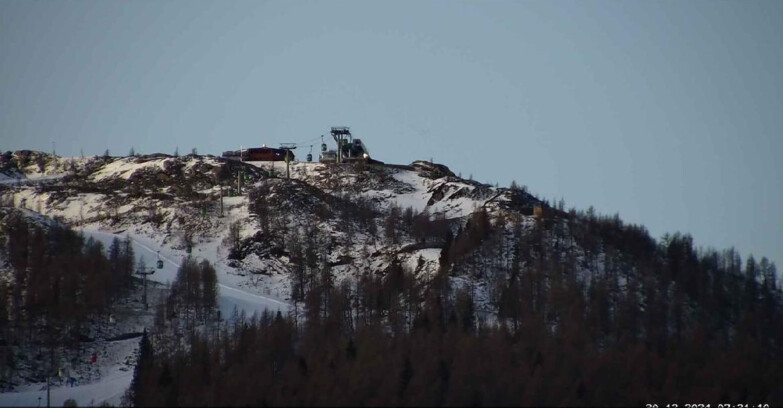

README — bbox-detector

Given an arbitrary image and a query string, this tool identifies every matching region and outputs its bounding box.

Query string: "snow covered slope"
[0,153,546,324]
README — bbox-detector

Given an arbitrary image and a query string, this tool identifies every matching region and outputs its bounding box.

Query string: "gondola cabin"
[319,150,338,163]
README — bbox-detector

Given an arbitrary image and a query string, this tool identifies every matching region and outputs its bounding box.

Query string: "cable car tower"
[135,253,162,310]
[331,127,352,163]
[279,143,297,179]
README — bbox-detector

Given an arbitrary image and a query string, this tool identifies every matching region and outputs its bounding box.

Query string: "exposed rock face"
[411,160,456,180]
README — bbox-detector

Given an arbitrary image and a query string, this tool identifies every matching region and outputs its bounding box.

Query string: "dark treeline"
[0,211,135,385]
[129,199,783,406]
[126,257,220,406]
[149,256,219,343]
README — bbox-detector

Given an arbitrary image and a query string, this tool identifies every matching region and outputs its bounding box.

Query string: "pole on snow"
[135,267,156,310]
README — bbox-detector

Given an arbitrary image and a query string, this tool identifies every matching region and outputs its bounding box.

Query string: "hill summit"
[1,150,782,405]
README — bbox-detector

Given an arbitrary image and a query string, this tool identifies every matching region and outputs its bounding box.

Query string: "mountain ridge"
[2,149,783,405]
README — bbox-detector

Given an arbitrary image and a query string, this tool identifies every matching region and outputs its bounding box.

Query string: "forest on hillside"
[128,204,783,406]
[0,211,137,388]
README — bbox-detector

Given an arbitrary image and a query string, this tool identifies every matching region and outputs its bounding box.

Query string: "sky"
[1,1,781,270]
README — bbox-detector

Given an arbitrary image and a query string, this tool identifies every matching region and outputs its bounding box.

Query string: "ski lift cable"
[287,135,322,147]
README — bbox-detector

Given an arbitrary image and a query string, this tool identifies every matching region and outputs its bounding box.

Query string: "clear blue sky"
[2,1,781,270]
